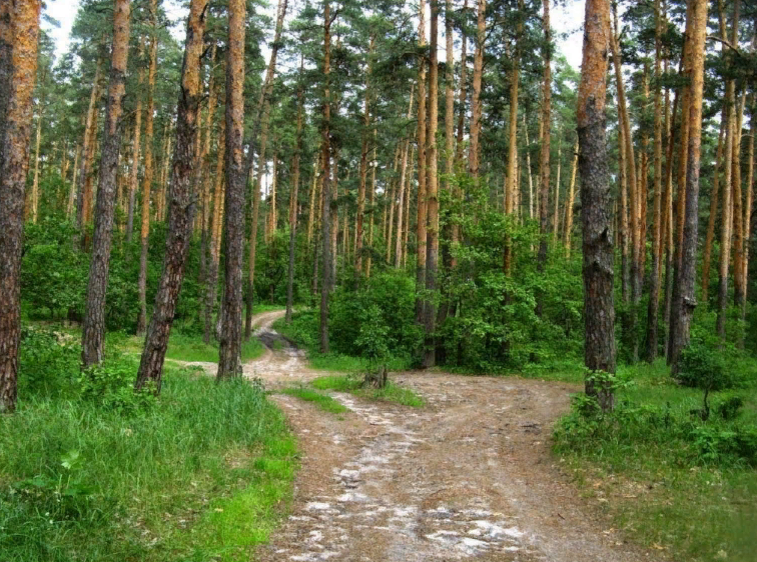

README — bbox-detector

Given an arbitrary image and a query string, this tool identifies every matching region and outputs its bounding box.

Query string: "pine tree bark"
[217,0,246,379]
[423,0,440,368]
[204,117,225,344]
[536,0,551,312]
[670,0,708,372]
[743,93,755,322]
[76,58,103,234]
[136,0,207,391]
[702,120,725,305]
[564,143,578,258]
[137,2,159,335]
[0,0,41,413]
[355,37,373,276]
[319,1,333,354]
[126,63,144,243]
[468,0,485,178]
[416,1,428,322]
[30,97,43,223]
[645,0,664,363]
[198,45,217,294]
[81,0,132,368]
[504,0,522,275]
[577,0,615,412]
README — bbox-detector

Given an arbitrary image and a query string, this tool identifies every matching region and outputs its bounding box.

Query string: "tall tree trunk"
[670,0,708,372]
[126,64,144,243]
[355,37,374,276]
[452,0,468,264]
[319,1,333,354]
[205,117,225,344]
[536,0,551,315]
[76,58,103,233]
[67,144,81,217]
[286,57,305,323]
[577,0,614,412]
[552,132,562,240]
[702,119,725,305]
[395,140,411,267]
[217,0,247,379]
[743,93,755,322]
[645,0,664,363]
[0,0,41,413]
[30,98,43,223]
[81,0,132,368]
[307,155,319,246]
[136,0,207,391]
[137,2,158,335]
[423,0,440,368]
[716,0,736,341]
[468,0,485,177]
[198,44,217,294]
[611,7,639,361]
[731,3,744,312]
[416,1,428,323]
[504,0,522,275]
[366,134,377,278]
[564,143,578,257]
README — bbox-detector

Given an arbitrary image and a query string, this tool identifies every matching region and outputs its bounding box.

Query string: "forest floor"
[188,310,659,562]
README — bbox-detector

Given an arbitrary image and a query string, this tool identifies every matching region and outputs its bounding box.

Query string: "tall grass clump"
[0,329,295,561]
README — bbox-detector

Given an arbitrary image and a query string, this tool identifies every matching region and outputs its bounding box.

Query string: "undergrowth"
[553,358,757,562]
[1,328,296,561]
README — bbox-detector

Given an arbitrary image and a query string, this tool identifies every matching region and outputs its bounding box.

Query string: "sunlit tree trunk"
[564,143,578,258]
[76,57,102,234]
[366,134,377,278]
[577,0,614,412]
[355,37,373,276]
[504,0,522,276]
[81,0,132,368]
[468,0,485,178]
[67,144,81,217]
[416,1,428,322]
[0,0,41,413]
[670,0,708,372]
[136,0,207,391]
[198,45,217,293]
[30,95,43,223]
[205,116,225,344]
[702,120,725,305]
[286,57,304,323]
[126,63,144,243]
[743,93,755,323]
[137,2,158,335]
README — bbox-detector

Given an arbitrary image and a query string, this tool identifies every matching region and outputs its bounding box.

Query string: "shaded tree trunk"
[702,120,725,306]
[137,2,159,335]
[416,1,428,323]
[204,117,225,344]
[577,0,615,412]
[536,0,551,316]
[127,63,144,243]
[286,57,305,323]
[81,0,132,368]
[670,0,708,372]
[136,0,207,392]
[319,1,333,354]
[0,0,41,413]
[217,0,247,379]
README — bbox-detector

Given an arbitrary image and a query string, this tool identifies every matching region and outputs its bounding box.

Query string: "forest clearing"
[1,0,756,560]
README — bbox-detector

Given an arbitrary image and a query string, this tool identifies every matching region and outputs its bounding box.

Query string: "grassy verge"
[553,359,757,562]
[280,387,350,415]
[312,375,425,408]
[2,331,296,562]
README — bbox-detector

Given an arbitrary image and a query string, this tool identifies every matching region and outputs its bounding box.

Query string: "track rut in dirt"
[200,311,658,562]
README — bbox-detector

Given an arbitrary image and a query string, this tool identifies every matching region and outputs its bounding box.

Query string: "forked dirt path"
[201,311,656,562]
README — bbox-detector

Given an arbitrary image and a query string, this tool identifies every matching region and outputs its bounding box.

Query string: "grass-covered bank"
[1,329,296,562]
[553,359,757,562]
[311,375,425,408]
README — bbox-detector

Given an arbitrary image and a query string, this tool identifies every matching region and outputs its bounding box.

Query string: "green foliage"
[77,357,157,414]
[17,328,79,396]
[677,327,739,392]
[1,362,295,562]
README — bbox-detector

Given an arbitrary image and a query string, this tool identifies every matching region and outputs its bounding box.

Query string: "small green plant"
[281,387,350,414]
[78,358,157,414]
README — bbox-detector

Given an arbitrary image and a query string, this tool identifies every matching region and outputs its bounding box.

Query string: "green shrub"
[77,357,157,414]
[17,327,79,396]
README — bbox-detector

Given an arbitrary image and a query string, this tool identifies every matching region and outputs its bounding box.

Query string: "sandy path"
[197,311,657,562]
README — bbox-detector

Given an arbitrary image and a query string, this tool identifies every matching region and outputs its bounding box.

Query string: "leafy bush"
[78,357,157,414]
[17,327,79,396]
[677,332,735,392]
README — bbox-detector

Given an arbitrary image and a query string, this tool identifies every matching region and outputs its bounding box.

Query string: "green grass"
[311,375,425,408]
[162,333,266,363]
[2,351,297,562]
[553,359,757,562]
[280,387,350,414]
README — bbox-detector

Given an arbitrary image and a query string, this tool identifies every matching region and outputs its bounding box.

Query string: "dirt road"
[213,311,654,562]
